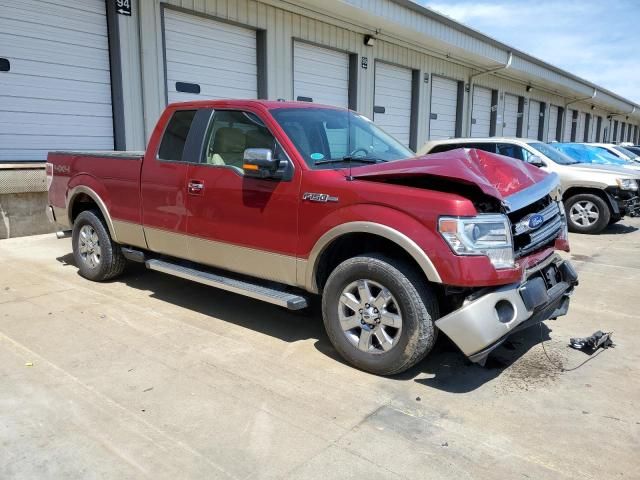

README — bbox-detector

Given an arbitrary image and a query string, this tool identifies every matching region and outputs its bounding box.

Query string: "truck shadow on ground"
[57,253,557,393]
[600,222,638,235]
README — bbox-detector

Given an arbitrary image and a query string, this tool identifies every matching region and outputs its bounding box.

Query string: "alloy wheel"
[338,279,403,354]
[78,224,102,268]
[570,200,599,227]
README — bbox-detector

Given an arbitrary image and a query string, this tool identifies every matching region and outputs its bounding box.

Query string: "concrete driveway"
[1,220,639,479]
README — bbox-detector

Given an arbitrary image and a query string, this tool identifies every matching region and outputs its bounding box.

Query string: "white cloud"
[422,0,640,103]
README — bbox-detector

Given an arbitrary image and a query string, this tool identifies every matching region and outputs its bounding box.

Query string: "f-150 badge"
[302,192,339,203]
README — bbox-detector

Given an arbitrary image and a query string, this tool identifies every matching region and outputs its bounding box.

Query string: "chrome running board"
[145,259,308,310]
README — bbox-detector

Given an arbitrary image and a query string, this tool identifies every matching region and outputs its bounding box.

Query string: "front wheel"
[72,210,126,281]
[322,255,438,376]
[565,194,610,234]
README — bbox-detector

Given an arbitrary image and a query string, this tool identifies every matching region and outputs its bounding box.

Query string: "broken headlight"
[438,214,514,269]
[616,178,638,191]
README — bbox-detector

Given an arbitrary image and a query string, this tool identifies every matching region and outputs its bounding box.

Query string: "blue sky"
[422,0,640,103]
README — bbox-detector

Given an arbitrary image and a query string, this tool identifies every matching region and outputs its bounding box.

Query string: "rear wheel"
[322,255,438,376]
[72,210,126,281]
[565,194,610,234]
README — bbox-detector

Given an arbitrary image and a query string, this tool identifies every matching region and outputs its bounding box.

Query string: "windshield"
[528,142,578,165]
[613,146,640,160]
[270,107,414,169]
[551,143,630,166]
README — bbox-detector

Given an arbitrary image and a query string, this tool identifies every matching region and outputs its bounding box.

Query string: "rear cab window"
[158,110,197,161]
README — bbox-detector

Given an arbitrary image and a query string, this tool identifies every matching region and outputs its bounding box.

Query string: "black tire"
[321,254,438,376]
[564,194,610,234]
[72,210,126,281]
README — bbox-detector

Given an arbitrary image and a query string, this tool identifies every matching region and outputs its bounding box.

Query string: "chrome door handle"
[188,180,204,195]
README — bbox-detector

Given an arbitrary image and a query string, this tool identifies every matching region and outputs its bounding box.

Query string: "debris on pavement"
[570,331,615,353]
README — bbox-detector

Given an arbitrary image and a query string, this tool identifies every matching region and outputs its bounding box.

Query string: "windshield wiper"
[314,155,380,166]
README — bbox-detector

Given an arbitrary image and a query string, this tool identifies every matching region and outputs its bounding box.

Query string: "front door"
[185,109,301,285]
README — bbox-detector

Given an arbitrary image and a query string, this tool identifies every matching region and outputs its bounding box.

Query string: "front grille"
[509,195,563,258]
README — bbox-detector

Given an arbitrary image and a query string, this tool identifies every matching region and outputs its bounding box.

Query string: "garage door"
[293,41,349,108]
[527,100,541,139]
[0,0,113,162]
[564,109,574,141]
[502,94,519,137]
[429,76,458,140]
[547,105,559,141]
[470,85,492,138]
[575,112,586,142]
[374,62,412,147]
[164,9,257,104]
[586,115,594,142]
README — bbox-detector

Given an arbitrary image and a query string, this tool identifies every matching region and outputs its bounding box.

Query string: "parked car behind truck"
[421,138,640,234]
[46,100,577,374]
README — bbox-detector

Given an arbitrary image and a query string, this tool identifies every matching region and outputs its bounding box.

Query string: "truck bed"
[49,150,145,159]
[47,150,145,227]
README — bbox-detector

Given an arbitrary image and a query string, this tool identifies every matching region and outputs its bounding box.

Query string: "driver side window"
[203,110,277,171]
[497,143,526,161]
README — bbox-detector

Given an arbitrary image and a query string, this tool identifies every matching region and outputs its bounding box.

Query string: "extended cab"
[47,100,578,375]
[421,138,640,234]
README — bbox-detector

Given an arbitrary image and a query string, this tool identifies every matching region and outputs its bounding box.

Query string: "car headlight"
[438,214,514,269]
[616,178,638,191]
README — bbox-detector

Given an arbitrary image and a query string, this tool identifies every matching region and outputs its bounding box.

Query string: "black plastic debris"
[569,331,614,353]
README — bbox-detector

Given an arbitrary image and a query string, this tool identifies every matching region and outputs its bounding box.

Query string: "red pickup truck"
[46,100,578,375]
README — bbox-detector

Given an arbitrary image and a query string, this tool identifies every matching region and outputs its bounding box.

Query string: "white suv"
[585,143,640,163]
[420,138,640,234]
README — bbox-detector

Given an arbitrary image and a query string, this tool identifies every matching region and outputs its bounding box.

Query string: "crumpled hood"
[352,148,549,201]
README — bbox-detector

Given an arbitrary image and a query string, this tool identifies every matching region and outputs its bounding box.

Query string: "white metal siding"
[373,62,412,147]
[547,105,559,141]
[163,9,257,104]
[471,85,492,138]
[502,94,519,137]
[293,41,349,108]
[527,100,541,139]
[429,76,458,140]
[0,0,113,161]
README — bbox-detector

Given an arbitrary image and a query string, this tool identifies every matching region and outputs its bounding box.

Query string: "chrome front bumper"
[436,254,578,365]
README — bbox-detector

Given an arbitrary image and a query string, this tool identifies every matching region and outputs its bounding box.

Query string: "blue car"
[550,143,640,171]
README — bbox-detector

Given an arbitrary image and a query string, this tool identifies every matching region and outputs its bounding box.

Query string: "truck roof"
[166,99,344,111]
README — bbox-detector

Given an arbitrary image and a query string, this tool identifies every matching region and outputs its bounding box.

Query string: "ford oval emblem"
[528,214,544,230]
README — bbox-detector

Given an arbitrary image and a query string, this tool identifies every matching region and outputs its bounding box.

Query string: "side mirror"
[243,148,280,179]
[526,155,546,168]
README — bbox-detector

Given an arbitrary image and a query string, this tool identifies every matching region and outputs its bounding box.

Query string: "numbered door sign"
[116,0,132,16]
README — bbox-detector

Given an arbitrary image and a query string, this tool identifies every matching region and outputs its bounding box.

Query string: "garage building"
[1,0,640,162]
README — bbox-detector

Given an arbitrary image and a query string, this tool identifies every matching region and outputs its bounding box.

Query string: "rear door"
[141,108,200,257]
[184,108,301,284]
